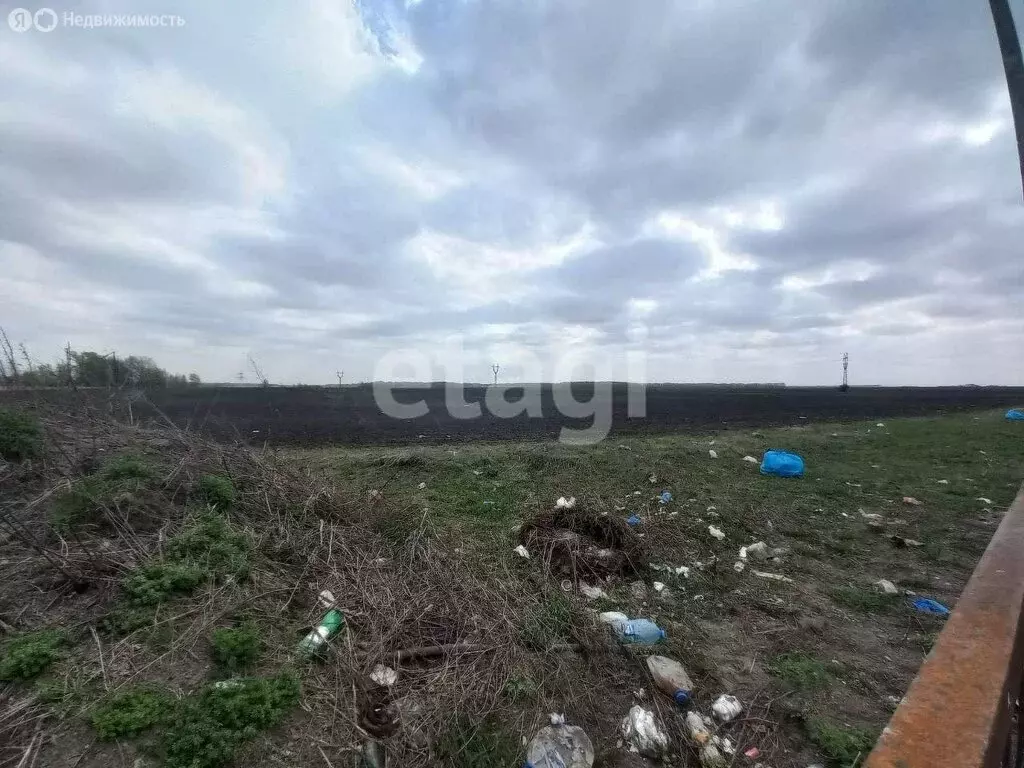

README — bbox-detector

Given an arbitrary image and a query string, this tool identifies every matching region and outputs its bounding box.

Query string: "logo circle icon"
[34,8,57,32]
[8,7,33,32]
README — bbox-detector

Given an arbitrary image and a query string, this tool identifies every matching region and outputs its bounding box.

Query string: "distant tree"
[0,334,194,390]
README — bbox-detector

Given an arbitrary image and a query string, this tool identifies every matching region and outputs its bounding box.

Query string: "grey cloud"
[1,0,1021,385]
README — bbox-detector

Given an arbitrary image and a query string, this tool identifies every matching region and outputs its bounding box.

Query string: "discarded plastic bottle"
[612,619,666,645]
[297,608,345,657]
[525,723,595,768]
[684,712,728,768]
[647,655,694,705]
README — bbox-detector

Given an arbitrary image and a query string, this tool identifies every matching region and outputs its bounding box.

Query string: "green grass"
[100,453,156,482]
[105,514,252,633]
[806,716,877,766]
[84,676,299,767]
[0,629,64,682]
[280,409,1024,763]
[520,593,574,650]
[0,406,43,462]
[768,652,833,691]
[211,623,262,673]
[501,673,539,703]
[162,675,300,768]
[830,586,900,614]
[50,453,156,530]
[198,474,237,510]
[91,685,175,740]
[435,716,520,768]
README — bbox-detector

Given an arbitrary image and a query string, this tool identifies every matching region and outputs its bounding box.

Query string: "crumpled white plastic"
[620,705,669,758]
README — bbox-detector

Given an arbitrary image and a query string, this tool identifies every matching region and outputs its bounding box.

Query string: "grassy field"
[285,409,1024,766]
[2,406,1021,768]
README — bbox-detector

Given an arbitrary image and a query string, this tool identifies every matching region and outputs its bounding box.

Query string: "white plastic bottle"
[647,655,695,705]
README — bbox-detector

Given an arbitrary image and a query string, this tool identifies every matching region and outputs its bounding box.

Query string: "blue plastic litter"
[613,618,666,644]
[626,515,642,526]
[1007,409,1024,421]
[912,598,950,617]
[760,450,805,478]
[659,491,673,504]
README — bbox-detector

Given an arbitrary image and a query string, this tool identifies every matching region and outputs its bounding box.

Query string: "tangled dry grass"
[0,401,650,767]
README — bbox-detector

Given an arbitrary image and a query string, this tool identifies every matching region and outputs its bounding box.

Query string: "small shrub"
[166,514,250,580]
[0,406,43,462]
[198,474,236,509]
[161,675,300,768]
[768,652,832,691]
[436,716,520,768]
[50,476,112,530]
[211,623,262,672]
[50,455,154,531]
[91,685,175,740]
[0,630,64,682]
[123,561,207,606]
[806,716,876,766]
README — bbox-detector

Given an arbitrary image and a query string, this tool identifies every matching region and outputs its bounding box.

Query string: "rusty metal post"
[865,484,1024,768]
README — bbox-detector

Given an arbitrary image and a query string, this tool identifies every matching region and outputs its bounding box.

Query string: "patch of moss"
[806,716,877,766]
[829,585,899,614]
[768,652,832,691]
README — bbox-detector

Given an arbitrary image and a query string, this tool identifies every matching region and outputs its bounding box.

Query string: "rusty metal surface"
[865,484,1024,768]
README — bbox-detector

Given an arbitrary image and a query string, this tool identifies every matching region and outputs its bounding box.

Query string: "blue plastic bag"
[1007,409,1024,421]
[912,597,950,617]
[659,491,673,504]
[760,450,805,478]
[626,515,642,526]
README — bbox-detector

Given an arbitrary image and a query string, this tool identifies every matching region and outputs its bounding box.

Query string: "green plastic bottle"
[297,608,344,657]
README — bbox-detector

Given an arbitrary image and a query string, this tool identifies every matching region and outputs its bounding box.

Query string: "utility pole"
[491,363,500,386]
[841,352,849,392]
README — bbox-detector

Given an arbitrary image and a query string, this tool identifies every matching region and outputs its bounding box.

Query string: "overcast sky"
[1,0,1022,385]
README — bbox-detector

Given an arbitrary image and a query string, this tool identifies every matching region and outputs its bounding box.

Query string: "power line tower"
[336,370,344,387]
[491,363,500,386]
[840,352,849,392]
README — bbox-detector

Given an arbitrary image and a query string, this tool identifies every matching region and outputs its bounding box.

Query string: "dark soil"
[5,384,1023,446]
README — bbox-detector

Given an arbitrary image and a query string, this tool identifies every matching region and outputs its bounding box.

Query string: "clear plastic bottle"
[525,723,594,768]
[612,618,666,644]
[647,655,694,705]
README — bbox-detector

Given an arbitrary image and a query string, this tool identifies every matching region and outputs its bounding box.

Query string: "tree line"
[0,330,200,389]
